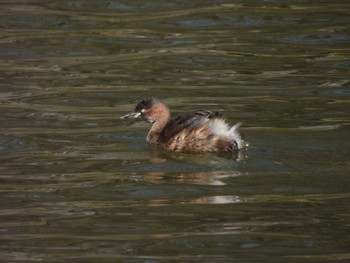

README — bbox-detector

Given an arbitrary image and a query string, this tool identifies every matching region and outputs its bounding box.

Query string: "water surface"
[1,0,350,262]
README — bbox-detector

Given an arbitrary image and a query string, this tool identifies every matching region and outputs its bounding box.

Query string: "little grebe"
[121,98,247,152]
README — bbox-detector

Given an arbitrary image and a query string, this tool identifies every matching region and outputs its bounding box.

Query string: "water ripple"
[281,33,350,45]
[0,136,36,153]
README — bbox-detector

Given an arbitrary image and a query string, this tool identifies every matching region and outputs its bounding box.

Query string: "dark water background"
[1,0,350,262]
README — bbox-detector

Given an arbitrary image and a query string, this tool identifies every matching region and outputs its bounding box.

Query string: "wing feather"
[158,110,222,143]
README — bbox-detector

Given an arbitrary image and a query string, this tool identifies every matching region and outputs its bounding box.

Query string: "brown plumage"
[121,98,247,153]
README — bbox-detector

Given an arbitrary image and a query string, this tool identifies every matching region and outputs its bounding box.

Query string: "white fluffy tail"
[208,119,247,150]
[229,122,246,149]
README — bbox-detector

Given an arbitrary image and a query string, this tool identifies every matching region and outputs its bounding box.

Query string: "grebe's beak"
[121,111,141,119]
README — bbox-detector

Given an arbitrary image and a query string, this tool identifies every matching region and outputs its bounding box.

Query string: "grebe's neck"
[146,103,171,144]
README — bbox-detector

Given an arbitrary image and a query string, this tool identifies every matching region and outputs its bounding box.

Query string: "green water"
[1,1,350,262]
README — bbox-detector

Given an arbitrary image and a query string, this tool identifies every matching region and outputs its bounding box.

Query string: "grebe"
[121,98,246,152]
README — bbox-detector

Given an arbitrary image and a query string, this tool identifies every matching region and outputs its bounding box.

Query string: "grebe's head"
[121,98,169,123]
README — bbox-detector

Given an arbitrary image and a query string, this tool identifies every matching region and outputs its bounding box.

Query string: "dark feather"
[159,110,222,143]
[135,98,158,112]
